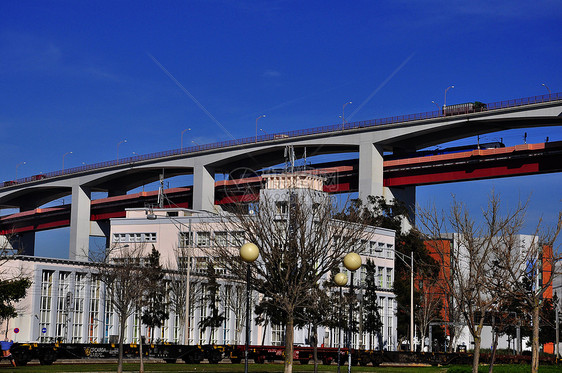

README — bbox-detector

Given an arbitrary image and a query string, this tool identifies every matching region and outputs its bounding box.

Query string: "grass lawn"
[0,362,559,372]
[0,362,447,372]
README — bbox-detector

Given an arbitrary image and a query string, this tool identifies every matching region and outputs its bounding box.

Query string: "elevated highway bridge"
[1,92,562,259]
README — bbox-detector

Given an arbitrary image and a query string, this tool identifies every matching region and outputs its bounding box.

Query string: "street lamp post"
[181,128,191,152]
[342,102,352,130]
[444,86,454,113]
[255,115,266,143]
[556,300,560,363]
[240,242,260,373]
[117,139,127,160]
[343,252,361,372]
[334,272,348,373]
[15,161,26,180]
[431,101,441,116]
[62,152,72,172]
[542,83,552,99]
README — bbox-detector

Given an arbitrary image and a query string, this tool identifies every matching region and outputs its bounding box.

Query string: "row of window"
[343,265,394,290]
[179,231,245,248]
[113,233,157,243]
[334,236,395,259]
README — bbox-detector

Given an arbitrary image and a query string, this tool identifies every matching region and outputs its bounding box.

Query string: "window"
[104,299,113,343]
[194,257,209,273]
[112,232,157,243]
[199,284,208,344]
[55,272,70,342]
[231,232,245,246]
[275,201,288,215]
[39,270,54,342]
[88,277,101,343]
[214,232,228,247]
[369,241,377,256]
[377,267,384,288]
[197,232,211,247]
[72,273,86,343]
[179,232,193,247]
[360,240,368,254]
[386,268,393,289]
[271,324,283,346]
[223,286,231,344]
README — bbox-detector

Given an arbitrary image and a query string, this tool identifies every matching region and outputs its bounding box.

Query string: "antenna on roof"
[284,145,295,173]
[158,172,164,208]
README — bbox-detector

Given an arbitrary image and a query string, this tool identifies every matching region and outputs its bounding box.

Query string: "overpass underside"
[1,95,561,260]
[2,141,561,259]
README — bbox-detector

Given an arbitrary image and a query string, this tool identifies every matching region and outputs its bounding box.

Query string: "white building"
[444,233,539,352]
[2,172,397,350]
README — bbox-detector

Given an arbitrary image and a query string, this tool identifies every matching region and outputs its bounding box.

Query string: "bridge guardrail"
[3,92,561,189]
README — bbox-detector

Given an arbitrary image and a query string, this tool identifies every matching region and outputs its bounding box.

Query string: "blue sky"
[1,1,561,258]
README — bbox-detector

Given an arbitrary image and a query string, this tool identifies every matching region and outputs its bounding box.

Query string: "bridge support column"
[358,142,384,201]
[388,186,416,227]
[193,164,215,211]
[69,185,91,261]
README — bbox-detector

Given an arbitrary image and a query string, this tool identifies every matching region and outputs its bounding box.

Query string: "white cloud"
[263,69,281,77]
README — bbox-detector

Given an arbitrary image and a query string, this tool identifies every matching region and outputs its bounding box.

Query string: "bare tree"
[93,244,148,373]
[210,186,371,373]
[166,244,204,345]
[492,213,562,373]
[416,270,444,352]
[417,193,529,373]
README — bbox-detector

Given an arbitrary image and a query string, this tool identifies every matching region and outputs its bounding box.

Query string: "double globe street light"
[334,272,348,373]
[239,242,260,373]
[343,252,362,372]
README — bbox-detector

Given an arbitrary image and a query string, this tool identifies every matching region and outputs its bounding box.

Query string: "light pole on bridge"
[342,101,352,130]
[62,152,72,172]
[431,100,441,116]
[15,161,26,180]
[444,85,454,112]
[255,115,266,143]
[181,128,191,152]
[117,139,127,160]
[541,83,551,98]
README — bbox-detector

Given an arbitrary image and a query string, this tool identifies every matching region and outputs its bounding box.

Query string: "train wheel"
[299,359,310,365]
[360,355,370,366]
[164,358,177,364]
[208,350,222,364]
[230,358,241,364]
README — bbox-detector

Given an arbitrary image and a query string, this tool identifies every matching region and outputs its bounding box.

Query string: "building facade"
[2,172,398,350]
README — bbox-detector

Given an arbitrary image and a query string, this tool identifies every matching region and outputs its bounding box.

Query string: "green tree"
[199,260,225,342]
[0,236,32,326]
[0,278,31,321]
[345,196,436,346]
[141,246,169,343]
[363,259,383,349]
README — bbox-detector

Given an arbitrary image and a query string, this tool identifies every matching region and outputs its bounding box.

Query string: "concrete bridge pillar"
[358,141,385,201]
[359,142,416,229]
[69,184,91,261]
[193,164,215,211]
